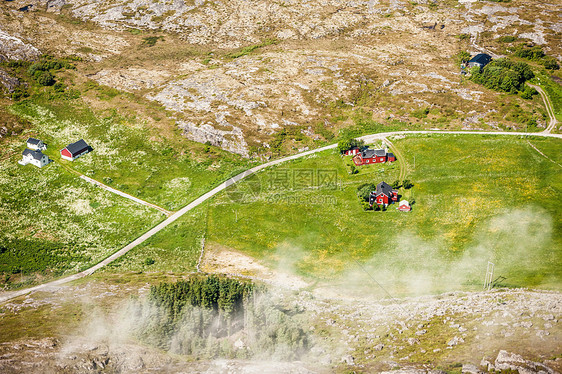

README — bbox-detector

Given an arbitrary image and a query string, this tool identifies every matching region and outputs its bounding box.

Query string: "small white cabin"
[26,138,47,151]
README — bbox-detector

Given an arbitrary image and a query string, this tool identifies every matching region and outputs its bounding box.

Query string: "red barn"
[369,181,398,207]
[61,139,91,161]
[353,148,395,166]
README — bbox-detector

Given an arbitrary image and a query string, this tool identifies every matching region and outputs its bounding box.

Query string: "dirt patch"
[201,241,309,290]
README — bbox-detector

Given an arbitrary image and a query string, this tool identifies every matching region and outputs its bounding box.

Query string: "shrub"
[498,35,517,43]
[411,107,429,119]
[144,257,155,266]
[337,137,364,153]
[542,56,560,70]
[520,85,538,100]
[455,51,471,66]
[36,71,55,86]
[403,179,414,189]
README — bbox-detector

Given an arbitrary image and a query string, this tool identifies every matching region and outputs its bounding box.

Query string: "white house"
[19,149,50,168]
[26,138,47,151]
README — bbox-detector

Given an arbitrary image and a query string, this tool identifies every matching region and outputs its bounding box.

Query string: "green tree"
[356,183,376,202]
[403,179,413,189]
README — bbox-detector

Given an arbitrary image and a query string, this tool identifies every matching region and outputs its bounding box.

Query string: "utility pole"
[484,261,495,290]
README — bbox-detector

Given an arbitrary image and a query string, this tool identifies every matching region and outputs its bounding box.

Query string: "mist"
[334,207,556,297]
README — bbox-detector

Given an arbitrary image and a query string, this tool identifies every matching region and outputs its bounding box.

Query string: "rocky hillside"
[0,0,560,157]
[0,280,560,373]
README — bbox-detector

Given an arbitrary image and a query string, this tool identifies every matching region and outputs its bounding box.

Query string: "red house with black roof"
[369,181,398,207]
[353,148,395,166]
[60,139,91,161]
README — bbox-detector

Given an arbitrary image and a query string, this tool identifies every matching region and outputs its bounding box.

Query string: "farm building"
[343,146,362,156]
[26,138,47,151]
[398,200,411,212]
[19,149,50,168]
[353,148,396,166]
[60,139,91,161]
[468,53,492,69]
[369,181,398,207]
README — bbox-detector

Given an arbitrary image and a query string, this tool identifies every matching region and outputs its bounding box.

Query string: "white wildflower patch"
[69,199,94,215]
[165,177,192,190]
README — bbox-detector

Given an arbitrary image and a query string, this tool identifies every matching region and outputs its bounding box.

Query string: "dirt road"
[527,83,558,133]
[1,130,561,304]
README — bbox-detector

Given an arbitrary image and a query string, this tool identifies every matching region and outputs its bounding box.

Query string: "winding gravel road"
[527,83,558,133]
[1,130,561,304]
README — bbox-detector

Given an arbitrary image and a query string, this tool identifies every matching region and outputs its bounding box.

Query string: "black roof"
[361,148,387,158]
[468,53,492,65]
[22,148,45,160]
[375,181,394,197]
[65,139,90,155]
[27,137,41,145]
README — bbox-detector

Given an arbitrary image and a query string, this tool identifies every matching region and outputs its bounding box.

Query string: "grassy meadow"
[9,98,252,210]
[0,152,163,288]
[198,135,561,294]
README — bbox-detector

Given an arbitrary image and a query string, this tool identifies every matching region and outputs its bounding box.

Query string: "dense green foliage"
[0,238,88,275]
[148,276,257,319]
[513,45,560,70]
[132,277,309,359]
[357,182,376,202]
[455,51,471,66]
[470,58,534,93]
[27,56,75,86]
[498,35,517,43]
[337,137,364,153]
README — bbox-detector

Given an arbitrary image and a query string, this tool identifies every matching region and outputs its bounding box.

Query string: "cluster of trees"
[27,56,75,86]
[470,58,536,96]
[337,137,364,153]
[148,275,258,321]
[513,45,560,70]
[133,276,309,360]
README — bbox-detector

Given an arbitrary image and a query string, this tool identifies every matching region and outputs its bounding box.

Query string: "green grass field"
[199,135,561,294]
[109,135,561,295]
[0,152,163,288]
[9,98,252,210]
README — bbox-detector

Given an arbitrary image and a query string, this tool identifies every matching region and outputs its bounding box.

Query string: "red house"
[369,181,398,207]
[353,148,395,166]
[61,139,91,161]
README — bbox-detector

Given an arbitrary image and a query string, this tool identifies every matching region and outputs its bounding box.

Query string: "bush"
[520,86,538,100]
[411,107,429,119]
[36,71,55,86]
[514,45,545,61]
[498,35,517,43]
[11,86,29,101]
[455,51,471,66]
[337,137,364,153]
[144,257,155,266]
[403,179,414,189]
[542,56,560,70]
